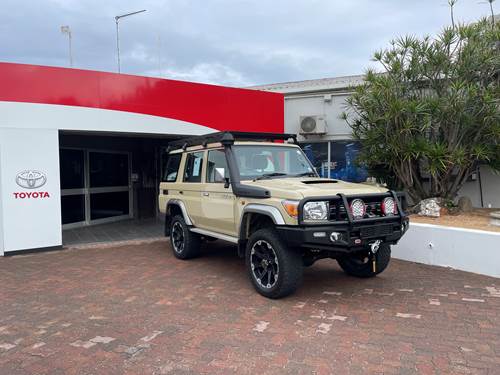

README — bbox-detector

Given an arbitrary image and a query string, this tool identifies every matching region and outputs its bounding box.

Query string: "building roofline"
[247,74,366,94]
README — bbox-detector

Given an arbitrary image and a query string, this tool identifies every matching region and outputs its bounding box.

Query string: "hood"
[241,177,388,200]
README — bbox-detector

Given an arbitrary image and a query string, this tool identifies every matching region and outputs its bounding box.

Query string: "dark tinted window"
[61,194,85,224]
[206,150,229,183]
[183,152,204,183]
[60,149,85,189]
[163,153,182,182]
[90,191,130,220]
[300,142,329,177]
[89,152,129,187]
[329,141,368,183]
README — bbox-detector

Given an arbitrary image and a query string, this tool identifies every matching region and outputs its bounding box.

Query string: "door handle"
[202,192,209,197]
[179,191,183,195]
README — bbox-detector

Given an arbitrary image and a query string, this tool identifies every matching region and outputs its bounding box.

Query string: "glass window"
[60,149,85,189]
[183,151,204,183]
[233,145,314,180]
[90,191,130,220]
[330,141,368,183]
[300,142,329,178]
[89,152,129,187]
[61,195,85,224]
[206,149,229,183]
[162,153,182,182]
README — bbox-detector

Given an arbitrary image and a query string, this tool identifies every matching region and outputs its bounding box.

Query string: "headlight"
[303,201,329,221]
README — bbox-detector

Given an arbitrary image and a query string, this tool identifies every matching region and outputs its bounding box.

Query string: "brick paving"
[0,240,499,374]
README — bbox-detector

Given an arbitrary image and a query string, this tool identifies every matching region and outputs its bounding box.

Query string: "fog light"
[313,232,326,238]
[330,232,342,242]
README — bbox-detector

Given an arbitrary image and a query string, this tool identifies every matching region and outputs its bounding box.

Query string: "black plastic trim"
[5,245,64,256]
[276,216,409,253]
[223,143,271,199]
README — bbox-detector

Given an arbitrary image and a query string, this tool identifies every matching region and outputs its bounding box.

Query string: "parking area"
[0,241,499,375]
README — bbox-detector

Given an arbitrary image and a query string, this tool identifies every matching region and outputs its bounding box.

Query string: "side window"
[206,149,229,183]
[183,151,204,183]
[162,153,182,182]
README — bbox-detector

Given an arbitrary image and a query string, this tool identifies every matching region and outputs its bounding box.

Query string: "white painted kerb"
[393,223,500,278]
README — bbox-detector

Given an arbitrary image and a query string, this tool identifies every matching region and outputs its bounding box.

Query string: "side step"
[189,228,239,244]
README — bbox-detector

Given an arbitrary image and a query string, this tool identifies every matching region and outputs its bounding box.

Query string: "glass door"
[60,149,86,227]
[60,148,132,228]
[88,151,131,223]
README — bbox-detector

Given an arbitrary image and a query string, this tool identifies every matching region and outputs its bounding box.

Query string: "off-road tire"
[337,243,391,278]
[245,228,303,299]
[169,215,201,259]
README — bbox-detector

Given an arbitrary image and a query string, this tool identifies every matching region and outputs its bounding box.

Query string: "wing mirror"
[224,177,230,189]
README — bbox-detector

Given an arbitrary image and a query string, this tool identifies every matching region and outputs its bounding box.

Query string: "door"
[60,149,86,227]
[180,151,205,226]
[88,151,131,223]
[60,148,132,228]
[197,149,236,235]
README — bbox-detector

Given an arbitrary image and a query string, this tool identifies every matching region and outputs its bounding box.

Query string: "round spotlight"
[381,197,397,215]
[350,199,366,219]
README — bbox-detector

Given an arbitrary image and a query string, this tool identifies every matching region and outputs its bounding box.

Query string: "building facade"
[251,76,500,208]
[0,62,284,255]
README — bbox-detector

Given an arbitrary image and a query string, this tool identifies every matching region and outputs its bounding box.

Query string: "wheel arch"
[238,204,286,242]
[165,199,192,236]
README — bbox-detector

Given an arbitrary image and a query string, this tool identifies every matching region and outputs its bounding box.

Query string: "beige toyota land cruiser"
[159,132,409,299]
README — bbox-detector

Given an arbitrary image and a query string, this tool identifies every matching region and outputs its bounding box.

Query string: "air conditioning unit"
[299,115,327,135]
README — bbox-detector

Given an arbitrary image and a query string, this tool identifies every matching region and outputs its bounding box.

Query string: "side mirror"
[224,177,230,189]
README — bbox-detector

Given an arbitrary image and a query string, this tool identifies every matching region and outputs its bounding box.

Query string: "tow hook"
[369,240,382,273]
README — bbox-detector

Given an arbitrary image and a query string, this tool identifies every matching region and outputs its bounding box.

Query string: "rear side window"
[163,153,182,182]
[206,149,229,183]
[184,152,204,183]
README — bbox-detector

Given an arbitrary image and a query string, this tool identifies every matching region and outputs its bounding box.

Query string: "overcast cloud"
[0,0,495,86]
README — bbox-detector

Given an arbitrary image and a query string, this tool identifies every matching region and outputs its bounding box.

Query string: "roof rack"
[167,131,297,151]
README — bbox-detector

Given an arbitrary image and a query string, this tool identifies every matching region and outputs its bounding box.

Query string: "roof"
[248,74,366,95]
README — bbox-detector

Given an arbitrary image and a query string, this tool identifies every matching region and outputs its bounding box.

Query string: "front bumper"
[276,216,409,253]
[278,191,410,253]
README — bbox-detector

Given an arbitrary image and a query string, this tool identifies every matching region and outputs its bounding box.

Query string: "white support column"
[0,144,4,256]
[0,128,62,254]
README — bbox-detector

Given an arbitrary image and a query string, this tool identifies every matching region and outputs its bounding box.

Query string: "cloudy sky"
[0,0,495,86]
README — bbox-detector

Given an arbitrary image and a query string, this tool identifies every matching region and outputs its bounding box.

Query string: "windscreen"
[233,145,315,180]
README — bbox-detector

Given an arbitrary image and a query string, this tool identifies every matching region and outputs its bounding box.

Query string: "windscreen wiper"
[254,172,288,180]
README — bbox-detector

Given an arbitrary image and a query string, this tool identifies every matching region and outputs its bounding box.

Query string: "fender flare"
[165,199,193,236]
[238,203,286,240]
[166,199,193,225]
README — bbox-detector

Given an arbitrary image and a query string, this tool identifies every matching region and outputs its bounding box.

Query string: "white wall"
[0,146,3,256]
[284,93,352,141]
[0,128,62,253]
[393,223,500,278]
[458,166,500,208]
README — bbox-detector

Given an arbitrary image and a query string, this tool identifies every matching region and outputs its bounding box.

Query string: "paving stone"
[0,240,498,374]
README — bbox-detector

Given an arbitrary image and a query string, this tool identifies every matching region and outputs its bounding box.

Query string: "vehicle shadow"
[194,240,377,297]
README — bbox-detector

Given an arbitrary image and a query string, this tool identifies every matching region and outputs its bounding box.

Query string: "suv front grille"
[359,224,394,238]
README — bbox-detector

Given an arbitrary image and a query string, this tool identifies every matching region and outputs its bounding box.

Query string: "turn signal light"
[282,200,299,218]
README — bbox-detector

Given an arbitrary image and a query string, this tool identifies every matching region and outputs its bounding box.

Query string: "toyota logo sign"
[15,170,47,189]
